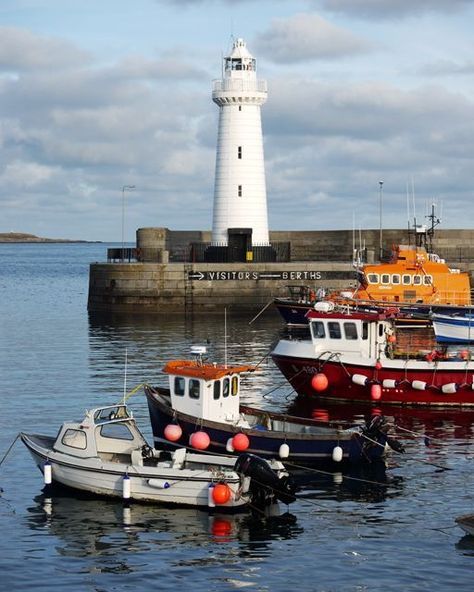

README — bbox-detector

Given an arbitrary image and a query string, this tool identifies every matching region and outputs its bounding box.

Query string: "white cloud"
[256,13,371,63]
[316,0,474,19]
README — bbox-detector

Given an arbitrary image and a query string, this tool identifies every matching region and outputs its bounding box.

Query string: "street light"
[379,181,384,261]
[121,185,135,261]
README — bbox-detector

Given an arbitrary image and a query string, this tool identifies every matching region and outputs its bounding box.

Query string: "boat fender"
[370,384,382,401]
[352,374,369,386]
[234,453,297,505]
[148,479,171,489]
[212,482,231,505]
[208,484,216,508]
[43,461,52,486]
[226,437,235,452]
[232,433,250,452]
[412,380,427,390]
[279,443,290,459]
[441,382,458,394]
[382,379,398,389]
[123,474,131,500]
[332,445,343,463]
[314,301,334,313]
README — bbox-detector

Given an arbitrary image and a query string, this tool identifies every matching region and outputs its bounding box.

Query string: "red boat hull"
[272,353,474,406]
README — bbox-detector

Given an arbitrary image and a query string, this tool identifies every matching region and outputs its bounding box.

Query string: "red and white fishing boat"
[271,302,474,406]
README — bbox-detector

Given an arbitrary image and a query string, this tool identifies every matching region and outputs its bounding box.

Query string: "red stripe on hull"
[272,354,474,406]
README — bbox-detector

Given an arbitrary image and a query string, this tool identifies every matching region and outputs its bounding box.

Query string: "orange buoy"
[232,433,250,451]
[212,482,231,505]
[371,383,382,401]
[388,334,397,343]
[164,424,182,442]
[189,430,210,450]
[311,373,329,392]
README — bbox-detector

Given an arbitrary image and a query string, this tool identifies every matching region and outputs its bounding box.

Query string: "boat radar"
[211,38,269,247]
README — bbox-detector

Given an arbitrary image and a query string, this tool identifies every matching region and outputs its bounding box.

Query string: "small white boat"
[456,513,474,536]
[21,404,296,509]
[432,312,474,343]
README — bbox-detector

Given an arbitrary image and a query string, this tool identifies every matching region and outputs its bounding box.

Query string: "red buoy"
[371,384,382,401]
[164,424,182,442]
[212,482,231,505]
[375,360,382,370]
[232,433,250,452]
[388,334,397,343]
[311,373,329,392]
[189,431,210,450]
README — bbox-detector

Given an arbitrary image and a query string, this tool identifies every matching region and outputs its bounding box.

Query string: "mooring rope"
[0,433,20,468]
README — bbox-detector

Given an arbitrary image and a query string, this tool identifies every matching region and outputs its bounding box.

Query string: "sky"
[1,0,474,241]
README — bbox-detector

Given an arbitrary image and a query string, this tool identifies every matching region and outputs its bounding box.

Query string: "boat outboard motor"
[234,453,297,506]
[362,416,405,454]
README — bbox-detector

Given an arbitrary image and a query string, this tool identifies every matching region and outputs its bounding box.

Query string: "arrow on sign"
[188,271,205,280]
[259,273,282,279]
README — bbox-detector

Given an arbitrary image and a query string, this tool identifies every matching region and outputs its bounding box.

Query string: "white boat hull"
[432,314,474,343]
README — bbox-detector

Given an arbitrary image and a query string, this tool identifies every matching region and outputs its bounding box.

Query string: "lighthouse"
[210,38,273,261]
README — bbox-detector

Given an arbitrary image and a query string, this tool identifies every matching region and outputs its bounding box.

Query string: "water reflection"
[26,491,302,561]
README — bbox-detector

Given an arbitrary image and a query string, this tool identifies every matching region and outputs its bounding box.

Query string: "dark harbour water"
[1,243,474,591]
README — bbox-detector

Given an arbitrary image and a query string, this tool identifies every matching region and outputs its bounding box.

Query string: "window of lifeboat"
[381,274,390,284]
[423,275,433,285]
[392,274,400,284]
[367,273,379,284]
[413,275,422,285]
[402,275,411,285]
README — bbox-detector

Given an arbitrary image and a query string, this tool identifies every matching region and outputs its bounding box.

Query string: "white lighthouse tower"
[211,38,270,252]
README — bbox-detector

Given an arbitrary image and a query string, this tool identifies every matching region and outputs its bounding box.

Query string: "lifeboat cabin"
[351,245,471,305]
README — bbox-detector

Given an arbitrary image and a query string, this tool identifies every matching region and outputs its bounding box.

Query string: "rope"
[283,460,395,488]
[120,383,145,404]
[0,433,20,468]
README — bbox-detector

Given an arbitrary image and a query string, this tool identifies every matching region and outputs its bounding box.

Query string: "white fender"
[382,379,397,389]
[441,382,458,394]
[352,374,369,386]
[412,380,427,391]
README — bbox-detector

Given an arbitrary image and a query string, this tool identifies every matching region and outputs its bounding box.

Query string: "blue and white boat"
[432,312,474,343]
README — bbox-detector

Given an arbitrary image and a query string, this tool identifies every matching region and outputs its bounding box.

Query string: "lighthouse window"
[174,376,185,396]
[189,379,200,400]
[238,146,242,159]
[402,275,411,285]
[328,322,342,339]
[381,274,390,285]
[392,274,400,285]
[413,275,422,285]
[238,185,242,197]
[223,378,230,398]
[213,381,221,400]
[344,322,358,340]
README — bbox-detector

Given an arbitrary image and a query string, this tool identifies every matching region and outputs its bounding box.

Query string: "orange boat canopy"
[162,360,256,381]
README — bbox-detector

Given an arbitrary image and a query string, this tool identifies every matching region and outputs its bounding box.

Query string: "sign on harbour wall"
[187,270,352,281]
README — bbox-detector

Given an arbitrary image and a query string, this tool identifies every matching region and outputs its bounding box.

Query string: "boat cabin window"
[413,276,422,285]
[62,428,87,450]
[402,274,411,285]
[213,381,221,400]
[328,322,341,339]
[381,274,390,285]
[379,324,384,337]
[311,321,326,339]
[343,322,358,340]
[189,379,200,400]
[392,274,400,285]
[174,376,185,396]
[423,275,433,285]
[231,376,239,396]
[367,273,379,284]
[94,406,128,423]
[100,423,134,441]
[362,322,368,340]
[223,377,230,398]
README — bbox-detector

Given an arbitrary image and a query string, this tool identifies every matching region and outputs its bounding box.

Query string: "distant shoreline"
[0,232,101,243]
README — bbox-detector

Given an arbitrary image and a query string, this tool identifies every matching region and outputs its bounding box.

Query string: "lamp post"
[121,185,135,261]
[379,181,384,261]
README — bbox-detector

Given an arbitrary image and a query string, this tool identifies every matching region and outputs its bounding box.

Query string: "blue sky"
[1,0,474,240]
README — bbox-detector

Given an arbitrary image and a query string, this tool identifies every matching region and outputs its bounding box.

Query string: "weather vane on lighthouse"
[208,38,274,262]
